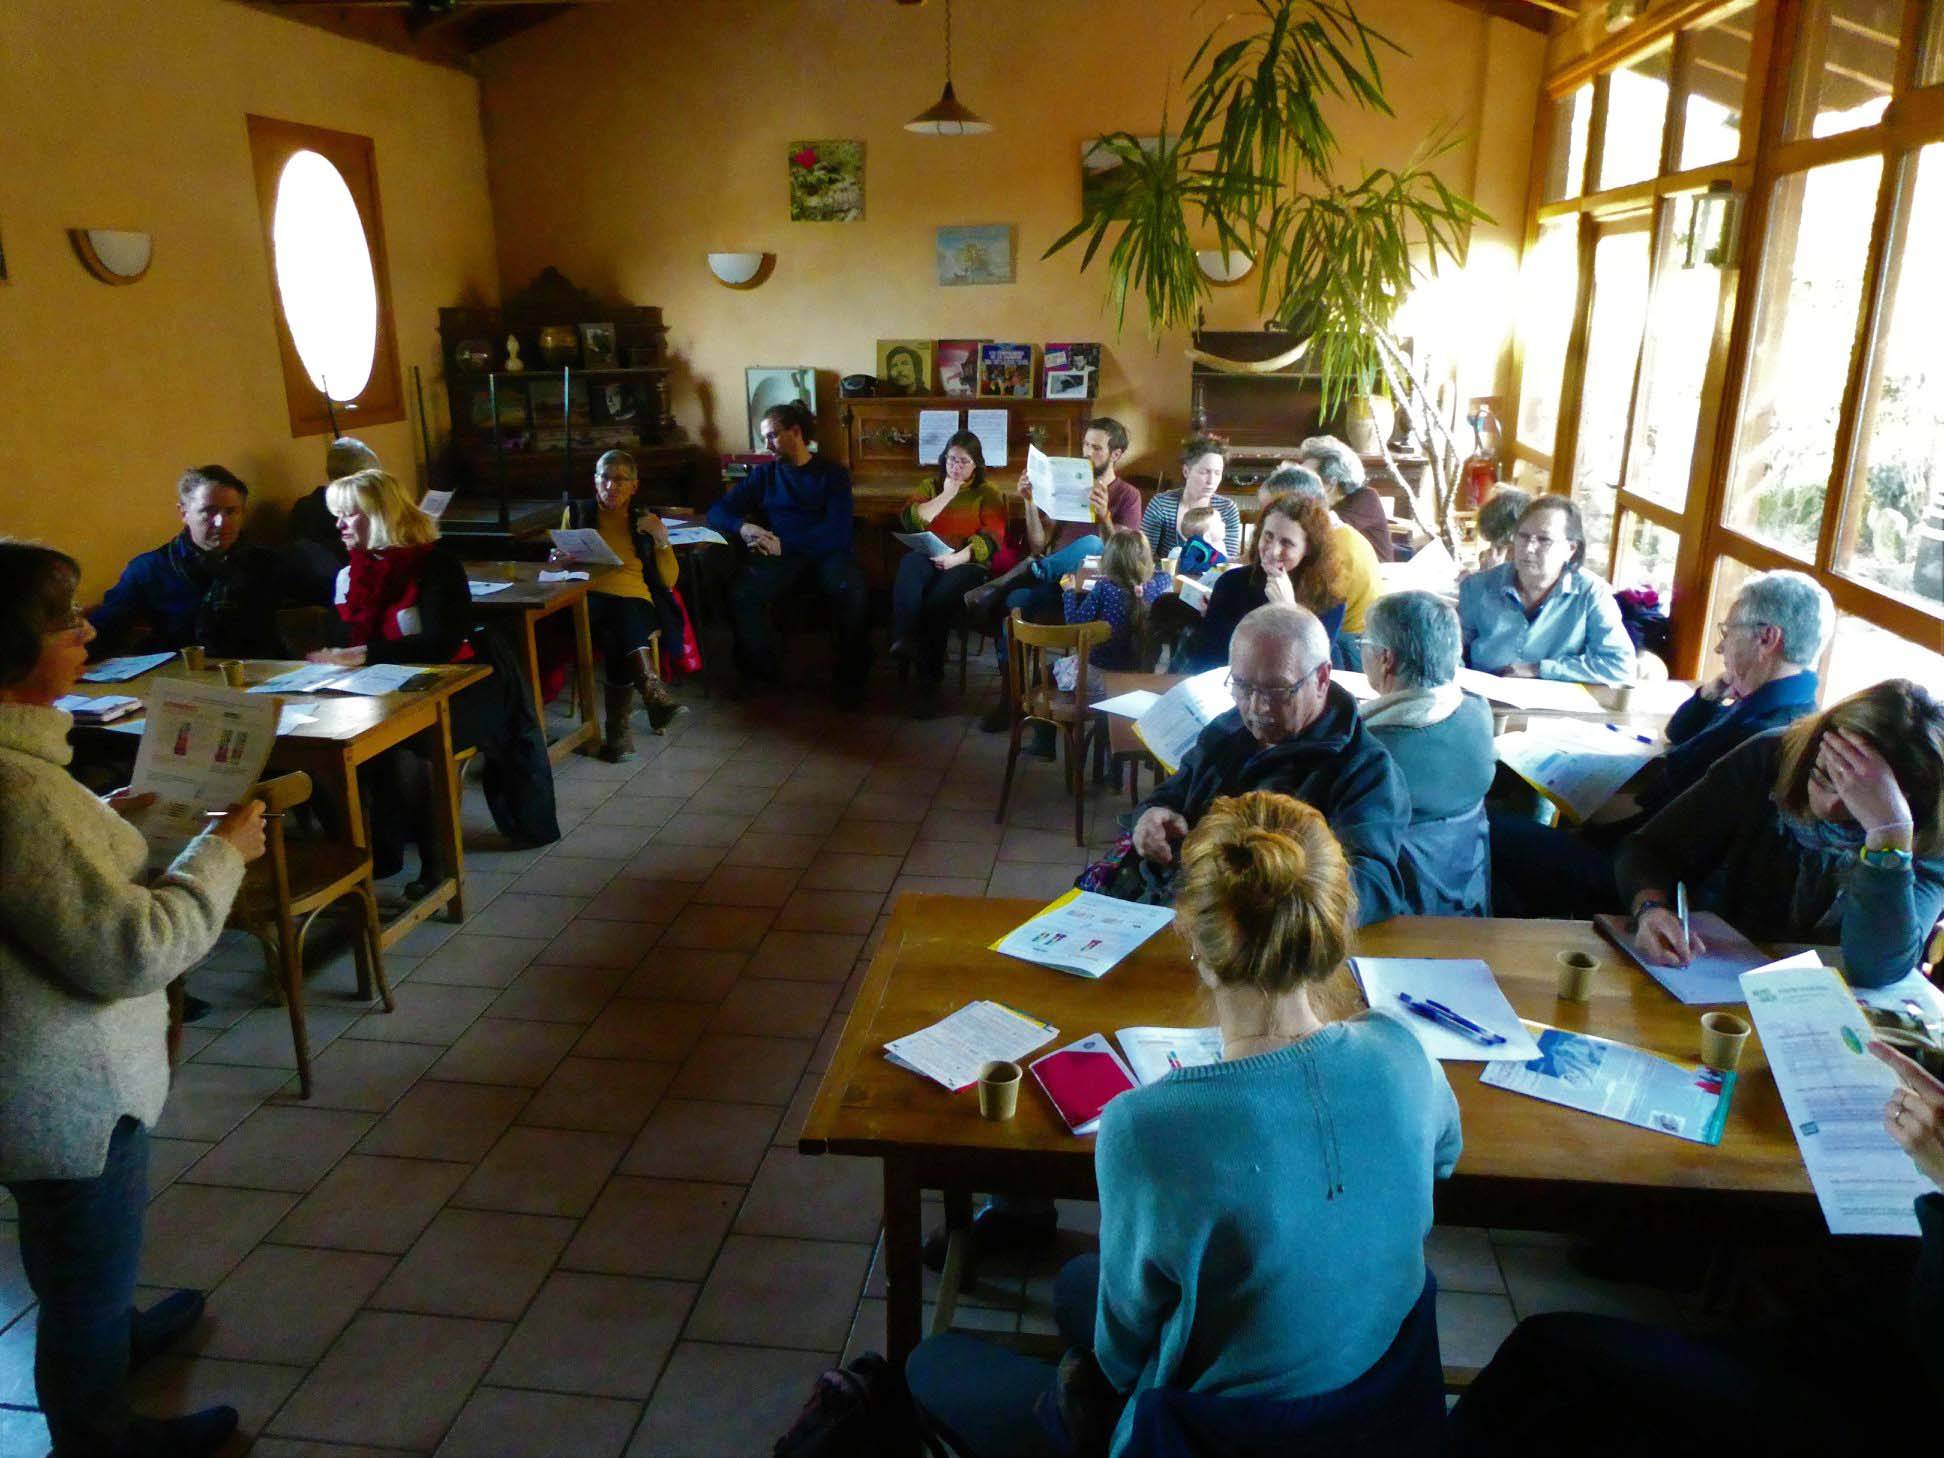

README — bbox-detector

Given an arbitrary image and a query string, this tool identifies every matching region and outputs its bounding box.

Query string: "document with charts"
[990,890,1174,979]
[129,678,276,870]
[1495,720,1659,823]
[1116,1026,1225,1086]
[883,1000,1058,1092]
[1480,1024,1735,1145]
[1131,667,1232,775]
[1741,956,1929,1236]
[1026,444,1095,524]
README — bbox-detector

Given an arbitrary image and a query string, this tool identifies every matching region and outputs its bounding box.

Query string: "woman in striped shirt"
[1142,436,1244,561]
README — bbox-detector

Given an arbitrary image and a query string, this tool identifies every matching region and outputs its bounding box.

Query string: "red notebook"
[1030,1035,1138,1135]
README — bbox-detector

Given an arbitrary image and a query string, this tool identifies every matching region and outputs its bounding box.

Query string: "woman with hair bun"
[907,792,1462,1457]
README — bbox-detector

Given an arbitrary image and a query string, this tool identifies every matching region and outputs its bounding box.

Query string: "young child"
[1063,528,1163,674]
[1174,504,1230,578]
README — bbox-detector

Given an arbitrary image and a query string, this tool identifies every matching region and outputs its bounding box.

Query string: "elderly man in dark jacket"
[1132,603,1411,924]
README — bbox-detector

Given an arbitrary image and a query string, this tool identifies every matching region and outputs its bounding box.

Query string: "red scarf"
[339,545,435,647]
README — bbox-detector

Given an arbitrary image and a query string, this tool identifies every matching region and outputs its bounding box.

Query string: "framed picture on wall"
[580,322,618,368]
[876,339,934,396]
[789,140,865,222]
[746,366,816,445]
[936,225,1015,286]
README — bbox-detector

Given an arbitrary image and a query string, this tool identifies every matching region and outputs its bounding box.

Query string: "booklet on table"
[883,1000,1058,1092]
[1116,1026,1225,1086]
[1593,911,1769,1005]
[80,652,177,683]
[54,694,142,724]
[1351,958,1542,1062]
[1030,1035,1139,1135]
[1495,721,1659,823]
[989,890,1175,980]
[1480,1024,1735,1145]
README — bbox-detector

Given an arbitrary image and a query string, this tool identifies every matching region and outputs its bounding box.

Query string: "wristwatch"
[1632,897,1671,929]
[1858,845,1914,870]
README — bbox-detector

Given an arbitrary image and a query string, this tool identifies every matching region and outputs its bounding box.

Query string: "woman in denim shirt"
[1457,495,1635,685]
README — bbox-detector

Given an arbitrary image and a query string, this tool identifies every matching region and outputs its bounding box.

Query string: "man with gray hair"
[1129,602,1410,921]
[287,437,385,599]
[1490,569,1834,916]
[1361,590,1497,913]
[1299,432,1394,562]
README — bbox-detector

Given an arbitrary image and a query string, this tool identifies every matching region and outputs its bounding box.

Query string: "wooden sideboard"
[843,396,1094,480]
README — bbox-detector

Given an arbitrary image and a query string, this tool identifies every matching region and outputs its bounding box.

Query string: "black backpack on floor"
[773,1352,942,1458]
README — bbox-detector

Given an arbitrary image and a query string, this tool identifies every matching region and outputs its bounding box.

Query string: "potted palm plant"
[1049,0,1491,547]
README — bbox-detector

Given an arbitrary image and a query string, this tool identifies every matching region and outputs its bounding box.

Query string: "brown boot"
[628,647,684,734]
[600,680,637,762]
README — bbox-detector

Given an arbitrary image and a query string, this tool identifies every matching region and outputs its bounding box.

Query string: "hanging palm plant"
[1046,0,1492,546]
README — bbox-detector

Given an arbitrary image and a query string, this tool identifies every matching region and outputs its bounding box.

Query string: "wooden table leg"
[883,1158,925,1363]
[430,698,466,924]
[519,612,546,739]
[571,596,599,755]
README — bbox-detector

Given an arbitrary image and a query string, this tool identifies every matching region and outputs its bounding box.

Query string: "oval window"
[271,150,378,402]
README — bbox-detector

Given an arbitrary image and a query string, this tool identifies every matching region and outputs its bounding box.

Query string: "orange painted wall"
[0,0,499,595]
[477,0,1544,481]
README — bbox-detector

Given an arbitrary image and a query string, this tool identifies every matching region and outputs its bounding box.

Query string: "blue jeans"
[6,1116,149,1456]
[906,1254,1100,1458]
[1029,536,1103,582]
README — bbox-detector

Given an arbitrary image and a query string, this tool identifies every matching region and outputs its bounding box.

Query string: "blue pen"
[1397,993,1507,1047]
[1604,723,1654,746]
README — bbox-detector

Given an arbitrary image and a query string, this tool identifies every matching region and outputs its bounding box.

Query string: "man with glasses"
[1128,603,1410,921]
[707,402,872,707]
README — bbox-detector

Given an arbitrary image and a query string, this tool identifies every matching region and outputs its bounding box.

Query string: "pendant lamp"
[905,0,991,136]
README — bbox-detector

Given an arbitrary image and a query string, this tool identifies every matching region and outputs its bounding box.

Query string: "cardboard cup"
[180,645,206,673]
[1700,1011,1750,1071]
[218,661,246,689]
[977,1060,1022,1121]
[1556,950,1598,1003]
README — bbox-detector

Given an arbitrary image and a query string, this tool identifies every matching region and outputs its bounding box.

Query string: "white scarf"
[1360,681,1465,730]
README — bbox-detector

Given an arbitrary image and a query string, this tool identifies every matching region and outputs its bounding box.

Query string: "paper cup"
[1555,950,1598,1003]
[1699,1011,1750,1071]
[977,1060,1022,1121]
[218,661,246,689]
[180,645,206,673]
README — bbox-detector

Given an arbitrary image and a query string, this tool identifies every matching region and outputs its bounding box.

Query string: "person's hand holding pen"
[1870,1040,1944,1192]
[1631,888,1709,965]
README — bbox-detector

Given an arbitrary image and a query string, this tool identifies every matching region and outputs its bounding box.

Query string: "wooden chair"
[227,771,393,1098]
[996,612,1112,845]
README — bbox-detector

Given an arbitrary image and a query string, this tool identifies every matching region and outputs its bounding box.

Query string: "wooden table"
[465,562,600,764]
[79,658,492,949]
[800,898,1819,1361]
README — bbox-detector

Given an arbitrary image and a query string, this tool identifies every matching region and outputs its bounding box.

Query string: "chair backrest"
[1399,801,1491,917]
[1122,1272,1444,1458]
[248,771,313,908]
[1007,611,1112,712]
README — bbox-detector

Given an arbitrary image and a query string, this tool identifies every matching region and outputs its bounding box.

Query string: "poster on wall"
[876,340,934,396]
[746,366,816,446]
[789,140,865,222]
[936,225,1015,286]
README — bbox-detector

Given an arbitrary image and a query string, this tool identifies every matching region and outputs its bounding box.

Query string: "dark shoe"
[130,1290,205,1369]
[118,1405,238,1458]
[964,558,1034,621]
[179,994,213,1025]
[979,702,1013,734]
[628,648,686,735]
[601,680,637,761]
[921,1201,1060,1274]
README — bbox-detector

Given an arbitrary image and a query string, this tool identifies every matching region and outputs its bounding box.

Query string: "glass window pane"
[1923,0,1944,85]
[1624,202,1727,510]
[1511,457,1553,494]
[1568,225,1653,577]
[1544,85,1594,200]
[1821,610,1944,701]
[1598,42,1673,191]
[1841,146,1944,615]
[1698,556,1762,681]
[1515,219,1580,460]
[1679,3,1755,169]
[1613,513,1681,604]
[1787,0,1900,139]
[1725,156,1884,562]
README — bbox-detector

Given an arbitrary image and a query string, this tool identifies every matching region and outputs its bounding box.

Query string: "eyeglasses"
[1226,664,1321,707]
[1715,617,1767,637]
[1512,530,1560,551]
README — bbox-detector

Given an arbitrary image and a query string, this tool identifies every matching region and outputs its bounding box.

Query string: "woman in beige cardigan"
[0,541,265,1458]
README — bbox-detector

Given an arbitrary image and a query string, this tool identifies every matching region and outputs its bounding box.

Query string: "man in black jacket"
[1132,604,1411,924]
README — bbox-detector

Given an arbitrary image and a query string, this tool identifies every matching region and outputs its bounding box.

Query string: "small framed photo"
[580,322,618,369]
[876,339,934,396]
[1044,369,1093,400]
[592,378,642,424]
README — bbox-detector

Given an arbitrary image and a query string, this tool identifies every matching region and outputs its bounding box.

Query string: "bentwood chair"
[996,612,1112,846]
[227,771,393,1098]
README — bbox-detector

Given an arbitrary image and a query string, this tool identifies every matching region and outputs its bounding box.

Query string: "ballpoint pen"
[1397,993,1507,1047]
[1676,881,1690,946]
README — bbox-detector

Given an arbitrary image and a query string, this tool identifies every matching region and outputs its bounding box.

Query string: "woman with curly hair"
[1181,490,1346,672]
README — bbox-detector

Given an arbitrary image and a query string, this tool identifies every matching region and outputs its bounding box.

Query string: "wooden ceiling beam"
[1438,0,1561,34]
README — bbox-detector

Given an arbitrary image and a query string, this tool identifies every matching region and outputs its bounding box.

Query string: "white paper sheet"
[1332,669,1379,702]
[665,525,729,547]
[1093,689,1160,719]
[966,408,1009,467]
[320,664,431,696]
[467,580,514,598]
[1480,1024,1734,1144]
[1598,910,1770,1005]
[420,489,454,520]
[883,1000,1059,1092]
[1854,966,1944,1027]
[1172,574,1213,613]
[1116,1026,1225,1086]
[1351,958,1543,1062]
[548,528,624,567]
[1026,444,1096,524]
[128,678,277,870]
[917,410,961,462]
[80,652,177,683]
[991,890,1175,980]
[1741,957,1930,1236]
[1131,667,1231,775]
[1380,538,1459,597]
[1457,667,1605,713]
[893,530,954,558]
[1495,720,1659,822]
[248,664,343,695]
[538,569,590,582]
[276,707,318,734]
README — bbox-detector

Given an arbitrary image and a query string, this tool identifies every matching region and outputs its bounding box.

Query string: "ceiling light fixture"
[905,0,991,137]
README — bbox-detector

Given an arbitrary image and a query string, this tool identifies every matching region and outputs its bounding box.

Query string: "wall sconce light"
[1195,249,1253,285]
[707,252,772,288]
[1680,184,1742,269]
[69,228,153,284]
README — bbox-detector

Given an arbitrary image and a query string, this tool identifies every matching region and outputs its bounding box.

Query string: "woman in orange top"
[891,430,1008,714]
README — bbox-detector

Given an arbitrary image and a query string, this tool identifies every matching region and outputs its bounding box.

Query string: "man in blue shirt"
[707,402,871,706]
[1457,495,1635,685]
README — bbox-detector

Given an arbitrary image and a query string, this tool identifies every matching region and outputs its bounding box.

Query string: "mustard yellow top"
[1333,521,1379,634]
[565,502,678,600]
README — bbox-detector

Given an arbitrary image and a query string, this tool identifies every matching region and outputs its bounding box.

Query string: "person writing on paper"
[1490,570,1832,918]
[1616,678,1944,987]
[1131,605,1410,922]
[1450,1037,1944,1456]
[1142,437,1244,561]
[550,450,684,757]
[706,401,872,708]
[1298,434,1395,563]
[1458,494,1636,684]
[890,430,1005,714]
[310,469,560,881]
[907,792,1462,1458]
[1360,590,1496,916]
[0,540,268,1458]
[1181,488,1347,673]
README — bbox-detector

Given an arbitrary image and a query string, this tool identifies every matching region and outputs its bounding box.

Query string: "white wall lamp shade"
[69,228,153,284]
[707,251,770,288]
[1195,248,1254,285]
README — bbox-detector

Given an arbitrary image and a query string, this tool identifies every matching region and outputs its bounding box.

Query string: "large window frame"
[1508,0,1944,679]
[245,114,404,439]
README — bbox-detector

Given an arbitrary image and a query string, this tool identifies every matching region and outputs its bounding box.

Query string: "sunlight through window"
[271,149,377,402]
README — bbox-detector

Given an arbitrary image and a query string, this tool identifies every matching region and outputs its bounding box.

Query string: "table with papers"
[459,560,602,763]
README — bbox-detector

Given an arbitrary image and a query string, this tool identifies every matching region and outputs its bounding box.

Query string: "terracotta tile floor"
[0,666,1688,1456]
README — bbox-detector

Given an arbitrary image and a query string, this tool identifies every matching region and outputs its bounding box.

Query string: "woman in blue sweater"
[906,791,1461,1457]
